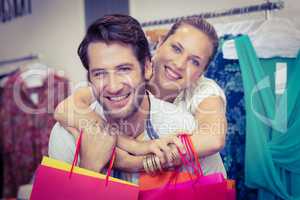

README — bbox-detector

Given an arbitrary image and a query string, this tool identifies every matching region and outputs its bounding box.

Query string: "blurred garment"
[0,70,69,198]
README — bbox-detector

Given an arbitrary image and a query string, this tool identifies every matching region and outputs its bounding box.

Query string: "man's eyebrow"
[116,63,133,68]
[90,63,133,73]
[90,68,105,73]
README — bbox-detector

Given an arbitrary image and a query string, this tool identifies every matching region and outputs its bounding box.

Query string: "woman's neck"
[148,78,179,103]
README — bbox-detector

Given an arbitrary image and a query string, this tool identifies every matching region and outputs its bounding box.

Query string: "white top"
[49,92,226,184]
[174,75,226,114]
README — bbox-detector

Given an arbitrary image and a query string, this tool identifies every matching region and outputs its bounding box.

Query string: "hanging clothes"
[223,18,300,60]
[0,70,69,198]
[0,69,18,198]
[205,35,257,200]
[235,35,300,200]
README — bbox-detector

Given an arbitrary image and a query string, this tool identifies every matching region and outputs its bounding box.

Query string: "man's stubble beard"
[97,81,147,122]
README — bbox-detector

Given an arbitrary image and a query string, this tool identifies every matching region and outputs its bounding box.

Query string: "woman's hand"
[146,136,186,165]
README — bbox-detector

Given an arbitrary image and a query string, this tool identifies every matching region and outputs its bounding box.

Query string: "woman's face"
[152,24,214,93]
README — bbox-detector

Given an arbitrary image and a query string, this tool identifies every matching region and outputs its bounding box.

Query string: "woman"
[54,17,227,176]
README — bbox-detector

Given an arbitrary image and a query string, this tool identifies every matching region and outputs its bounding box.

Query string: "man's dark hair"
[78,14,151,74]
[162,17,218,69]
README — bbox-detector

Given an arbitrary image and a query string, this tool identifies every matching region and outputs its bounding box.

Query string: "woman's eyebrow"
[175,42,184,50]
[190,54,202,60]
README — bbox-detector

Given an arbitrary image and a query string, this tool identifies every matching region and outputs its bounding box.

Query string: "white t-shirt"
[48,92,226,184]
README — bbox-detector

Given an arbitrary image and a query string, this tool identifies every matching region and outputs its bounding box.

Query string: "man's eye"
[171,44,181,53]
[119,67,131,73]
[94,71,106,77]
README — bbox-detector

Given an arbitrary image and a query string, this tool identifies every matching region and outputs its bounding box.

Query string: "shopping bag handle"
[162,135,202,191]
[178,134,203,177]
[185,134,203,176]
[105,146,116,186]
[69,129,83,178]
[163,134,204,188]
[68,129,116,187]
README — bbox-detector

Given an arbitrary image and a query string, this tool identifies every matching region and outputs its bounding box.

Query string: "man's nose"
[106,74,123,94]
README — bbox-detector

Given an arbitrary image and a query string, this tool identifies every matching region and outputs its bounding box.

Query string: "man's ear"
[144,59,153,81]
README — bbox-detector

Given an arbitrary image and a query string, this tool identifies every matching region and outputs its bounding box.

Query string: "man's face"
[88,42,151,120]
[152,24,214,92]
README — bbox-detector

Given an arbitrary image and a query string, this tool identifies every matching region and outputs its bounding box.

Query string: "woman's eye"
[191,59,201,67]
[171,44,181,53]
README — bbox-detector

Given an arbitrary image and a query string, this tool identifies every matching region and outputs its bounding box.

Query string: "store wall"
[130,0,300,29]
[0,0,87,86]
[85,0,129,28]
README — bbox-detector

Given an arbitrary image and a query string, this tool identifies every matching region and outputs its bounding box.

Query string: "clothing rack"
[141,1,284,27]
[0,54,39,67]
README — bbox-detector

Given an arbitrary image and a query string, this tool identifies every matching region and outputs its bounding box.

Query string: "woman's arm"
[54,87,99,129]
[190,96,227,157]
[54,87,141,171]
[53,88,171,171]
[53,87,186,171]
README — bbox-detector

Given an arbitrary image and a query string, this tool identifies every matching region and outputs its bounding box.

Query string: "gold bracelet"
[150,155,157,174]
[143,157,150,174]
[147,155,154,174]
[154,155,162,172]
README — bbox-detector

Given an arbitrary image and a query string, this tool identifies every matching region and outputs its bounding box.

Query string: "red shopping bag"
[30,130,139,200]
[139,172,235,200]
[138,134,233,200]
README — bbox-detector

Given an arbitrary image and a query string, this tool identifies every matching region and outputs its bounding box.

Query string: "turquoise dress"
[235,35,300,200]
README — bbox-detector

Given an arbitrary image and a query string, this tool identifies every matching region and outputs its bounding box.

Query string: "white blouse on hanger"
[222,18,300,59]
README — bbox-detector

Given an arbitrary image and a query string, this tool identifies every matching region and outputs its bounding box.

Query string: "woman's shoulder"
[175,76,226,114]
[194,76,224,96]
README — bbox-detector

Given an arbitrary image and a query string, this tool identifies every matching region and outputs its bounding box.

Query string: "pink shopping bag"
[139,134,232,200]
[30,130,139,200]
[30,163,139,200]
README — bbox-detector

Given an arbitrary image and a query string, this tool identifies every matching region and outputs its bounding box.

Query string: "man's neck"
[113,93,150,138]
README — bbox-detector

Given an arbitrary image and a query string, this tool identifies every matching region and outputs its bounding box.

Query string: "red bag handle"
[178,134,203,177]
[186,135,203,175]
[105,146,116,186]
[69,129,83,178]
[163,135,202,191]
[68,129,116,186]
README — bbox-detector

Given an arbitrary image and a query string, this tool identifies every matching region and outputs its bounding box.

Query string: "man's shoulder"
[50,122,74,139]
[48,122,76,163]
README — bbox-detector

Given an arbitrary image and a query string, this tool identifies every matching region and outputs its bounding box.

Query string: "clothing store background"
[1,0,300,199]
[1,0,299,85]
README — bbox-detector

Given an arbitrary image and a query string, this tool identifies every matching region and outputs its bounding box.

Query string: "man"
[49,14,199,183]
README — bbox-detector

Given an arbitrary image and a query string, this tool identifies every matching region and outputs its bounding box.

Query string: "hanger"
[19,54,49,88]
[222,17,300,59]
[249,17,300,58]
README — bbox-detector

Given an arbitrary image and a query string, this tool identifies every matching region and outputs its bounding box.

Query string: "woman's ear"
[144,59,153,81]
